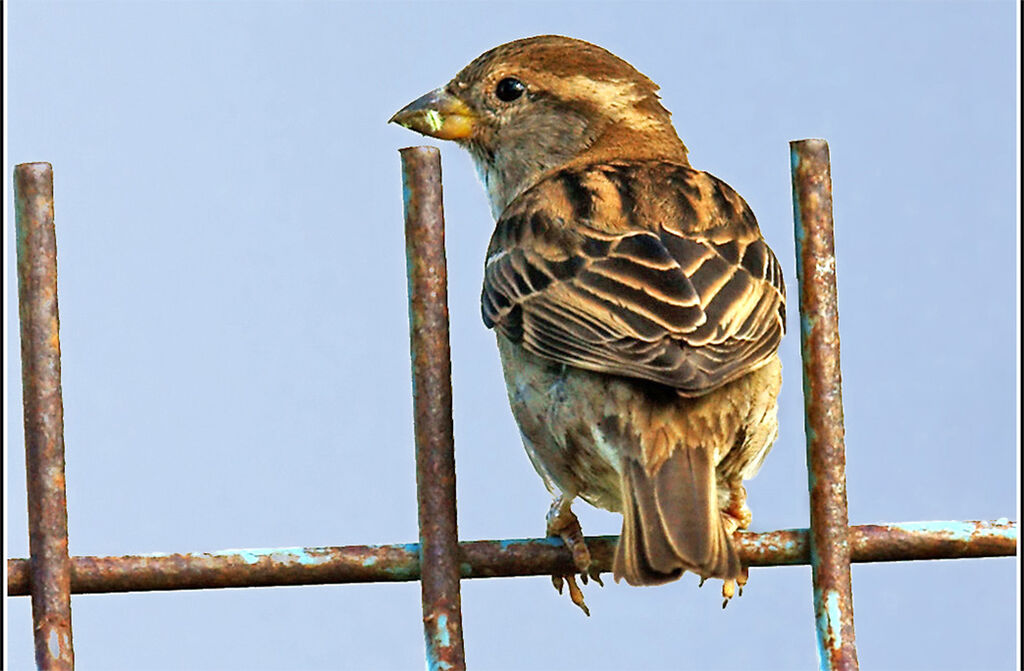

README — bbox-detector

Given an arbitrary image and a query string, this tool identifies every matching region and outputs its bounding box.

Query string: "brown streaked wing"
[482,162,786,395]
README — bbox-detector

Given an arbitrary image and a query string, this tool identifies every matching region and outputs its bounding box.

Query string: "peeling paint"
[891,521,976,542]
[48,629,61,658]
[216,547,333,566]
[435,614,451,647]
[824,589,843,648]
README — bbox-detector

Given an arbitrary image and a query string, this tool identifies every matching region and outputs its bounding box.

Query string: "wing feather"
[481,161,785,395]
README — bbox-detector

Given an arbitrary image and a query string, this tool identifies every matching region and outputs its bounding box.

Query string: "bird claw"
[552,570,595,616]
[721,579,735,608]
[566,574,590,616]
[720,567,749,608]
[575,565,606,588]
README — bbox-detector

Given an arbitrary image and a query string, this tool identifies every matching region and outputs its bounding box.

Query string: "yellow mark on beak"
[423,109,444,134]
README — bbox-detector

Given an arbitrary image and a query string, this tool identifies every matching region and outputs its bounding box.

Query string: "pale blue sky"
[5,2,1018,669]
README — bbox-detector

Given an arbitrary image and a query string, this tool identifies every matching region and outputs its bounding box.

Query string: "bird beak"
[389,87,476,141]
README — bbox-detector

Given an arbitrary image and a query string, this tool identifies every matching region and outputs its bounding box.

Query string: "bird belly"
[496,334,783,516]
[496,335,626,512]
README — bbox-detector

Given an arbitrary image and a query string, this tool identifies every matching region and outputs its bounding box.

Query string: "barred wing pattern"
[482,161,786,396]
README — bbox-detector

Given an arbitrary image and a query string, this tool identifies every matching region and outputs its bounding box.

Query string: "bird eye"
[495,77,526,102]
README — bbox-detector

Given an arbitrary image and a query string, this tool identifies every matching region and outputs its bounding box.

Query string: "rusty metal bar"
[14,162,76,670]
[791,139,858,670]
[400,145,466,671]
[8,520,1015,596]
[10,149,1014,670]
[14,163,76,670]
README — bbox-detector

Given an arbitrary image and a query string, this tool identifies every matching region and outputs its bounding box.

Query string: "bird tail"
[613,445,741,586]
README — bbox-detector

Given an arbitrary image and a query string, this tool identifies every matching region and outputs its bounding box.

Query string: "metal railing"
[8,142,1017,671]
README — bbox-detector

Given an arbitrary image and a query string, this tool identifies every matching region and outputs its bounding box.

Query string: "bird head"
[390,35,689,217]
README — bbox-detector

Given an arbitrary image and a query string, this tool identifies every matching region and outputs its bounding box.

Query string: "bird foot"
[546,496,602,616]
[719,484,750,607]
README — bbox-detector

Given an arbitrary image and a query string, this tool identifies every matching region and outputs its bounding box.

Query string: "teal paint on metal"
[425,613,454,671]
[218,547,334,567]
[891,521,974,541]
[813,588,844,668]
[435,614,451,647]
[888,520,1018,545]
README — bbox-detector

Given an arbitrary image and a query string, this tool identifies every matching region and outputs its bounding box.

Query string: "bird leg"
[720,483,751,607]
[547,495,591,570]
[546,495,601,615]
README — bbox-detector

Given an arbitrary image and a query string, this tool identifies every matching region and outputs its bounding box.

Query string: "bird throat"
[466,124,597,219]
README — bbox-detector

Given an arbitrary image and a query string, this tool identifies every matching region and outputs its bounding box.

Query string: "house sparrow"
[391,36,785,613]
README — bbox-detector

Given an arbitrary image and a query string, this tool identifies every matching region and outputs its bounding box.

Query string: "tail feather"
[615,468,681,584]
[628,459,684,577]
[652,446,714,567]
[613,446,741,586]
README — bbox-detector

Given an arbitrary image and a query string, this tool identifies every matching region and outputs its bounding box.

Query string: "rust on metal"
[791,139,858,671]
[7,544,424,595]
[400,145,466,671]
[741,519,1017,566]
[846,520,1017,562]
[8,520,1015,596]
[14,162,76,670]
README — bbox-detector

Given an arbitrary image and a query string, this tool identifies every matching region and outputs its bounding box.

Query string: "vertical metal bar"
[790,139,859,671]
[14,162,76,670]
[400,146,467,671]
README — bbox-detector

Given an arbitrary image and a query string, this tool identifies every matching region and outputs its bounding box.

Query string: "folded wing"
[482,161,786,396]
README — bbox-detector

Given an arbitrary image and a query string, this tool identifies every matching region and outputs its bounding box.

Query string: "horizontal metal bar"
[7,520,1014,596]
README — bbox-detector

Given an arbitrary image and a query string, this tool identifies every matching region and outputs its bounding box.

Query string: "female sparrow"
[391,35,786,613]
